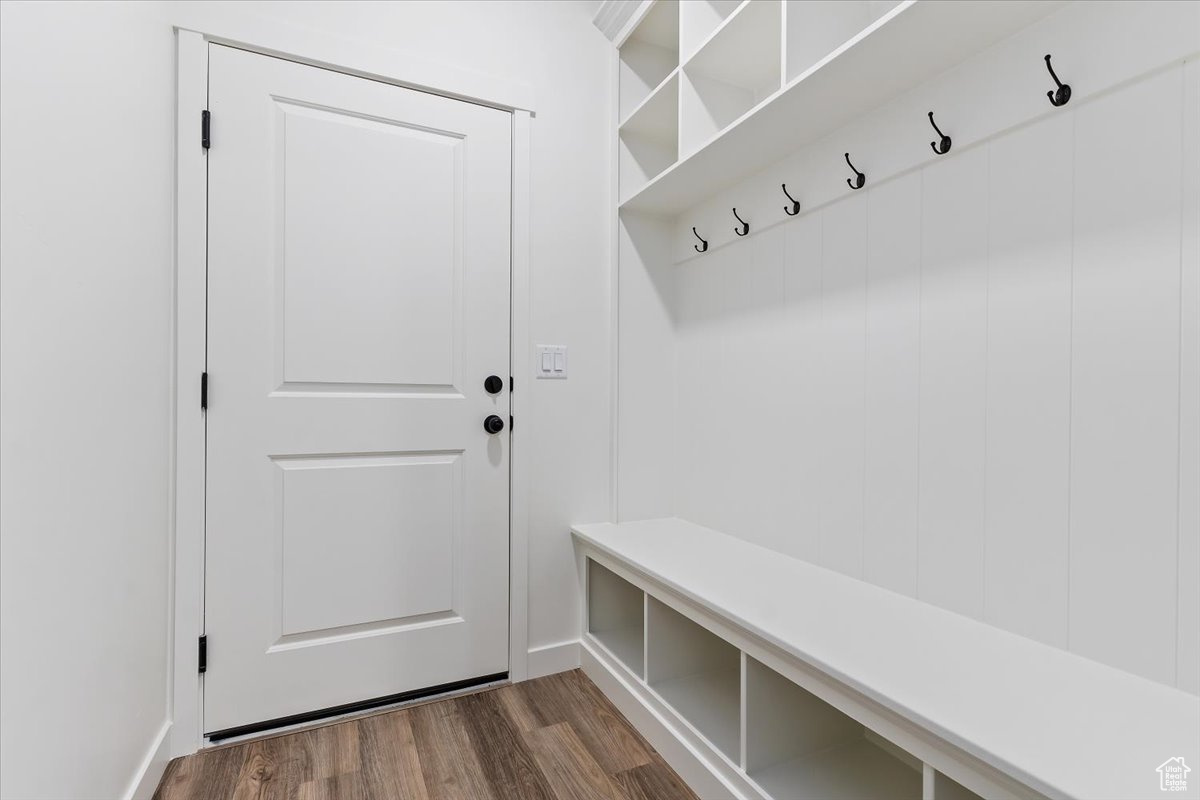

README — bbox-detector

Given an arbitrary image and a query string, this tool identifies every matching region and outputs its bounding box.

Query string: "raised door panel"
[278,102,462,389]
[275,452,461,639]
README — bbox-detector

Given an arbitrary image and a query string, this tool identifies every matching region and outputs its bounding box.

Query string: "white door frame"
[171,27,534,758]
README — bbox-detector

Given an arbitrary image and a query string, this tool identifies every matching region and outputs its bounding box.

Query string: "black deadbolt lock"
[484,375,504,394]
[483,414,505,434]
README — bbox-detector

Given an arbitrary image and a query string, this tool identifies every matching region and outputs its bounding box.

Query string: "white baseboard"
[526,639,581,679]
[125,721,173,800]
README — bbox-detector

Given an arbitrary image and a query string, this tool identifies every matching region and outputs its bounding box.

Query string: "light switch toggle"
[536,345,568,379]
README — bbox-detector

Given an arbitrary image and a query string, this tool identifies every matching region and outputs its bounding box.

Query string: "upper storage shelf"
[620,0,1064,215]
[680,0,782,157]
[619,0,679,121]
[679,0,743,61]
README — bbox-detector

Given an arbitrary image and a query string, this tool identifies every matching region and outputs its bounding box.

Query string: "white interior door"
[204,44,512,735]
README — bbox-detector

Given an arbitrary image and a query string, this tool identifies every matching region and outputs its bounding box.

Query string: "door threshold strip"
[205,671,509,744]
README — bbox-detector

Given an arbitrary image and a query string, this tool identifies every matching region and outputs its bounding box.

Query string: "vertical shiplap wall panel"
[983,113,1073,648]
[1178,58,1200,696]
[1070,68,1183,685]
[863,171,922,597]
[780,214,824,563]
[917,147,990,618]
[818,194,869,577]
[618,213,676,522]
[662,64,1195,692]
[674,245,728,533]
[721,228,789,552]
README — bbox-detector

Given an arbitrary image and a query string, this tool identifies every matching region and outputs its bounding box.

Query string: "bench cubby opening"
[645,596,741,762]
[586,559,645,677]
[745,655,922,800]
[929,769,985,800]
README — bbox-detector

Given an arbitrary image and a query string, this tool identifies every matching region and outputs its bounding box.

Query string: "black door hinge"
[198,635,208,674]
[201,110,211,150]
[200,372,208,411]
[509,415,514,431]
[510,376,514,392]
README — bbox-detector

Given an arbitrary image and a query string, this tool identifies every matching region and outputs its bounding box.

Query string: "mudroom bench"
[572,518,1199,800]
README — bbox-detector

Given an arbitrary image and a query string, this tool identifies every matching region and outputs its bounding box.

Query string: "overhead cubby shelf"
[620,0,1064,215]
[587,560,644,678]
[679,0,744,61]
[618,71,680,201]
[680,0,781,157]
[646,597,741,762]
[784,0,899,82]
[618,0,679,120]
[620,68,678,131]
[745,656,923,800]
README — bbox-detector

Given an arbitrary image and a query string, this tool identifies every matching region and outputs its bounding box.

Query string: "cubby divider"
[645,597,741,762]
[745,656,922,800]
[680,0,745,61]
[587,560,645,678]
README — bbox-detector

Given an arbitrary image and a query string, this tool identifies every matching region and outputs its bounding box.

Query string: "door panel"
[204,45,511,734]
[278,100,463,388]
[274,451,461,637]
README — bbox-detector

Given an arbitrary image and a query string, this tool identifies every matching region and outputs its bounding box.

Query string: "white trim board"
[170,27,208,760]
[527,640,583,680]
[593,0,654,47]
[125,722,173,800]
[510,108,534,684]
[170,28,535,759]
[169,7,534,112]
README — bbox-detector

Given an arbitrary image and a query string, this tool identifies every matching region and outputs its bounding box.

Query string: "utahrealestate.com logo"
[1157,757,1190,792]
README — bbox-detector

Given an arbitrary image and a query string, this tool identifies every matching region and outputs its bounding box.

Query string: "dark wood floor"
[154,669,698,800]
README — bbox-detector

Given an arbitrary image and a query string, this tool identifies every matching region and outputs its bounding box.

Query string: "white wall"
[618,1,1199,694]
[0,2,611,797]
[0,3,176,798]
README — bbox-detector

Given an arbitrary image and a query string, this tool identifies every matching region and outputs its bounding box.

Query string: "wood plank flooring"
[154,669,699,800]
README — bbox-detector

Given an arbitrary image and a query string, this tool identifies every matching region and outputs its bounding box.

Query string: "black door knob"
[483,414,505,434]
[484,375,504,394]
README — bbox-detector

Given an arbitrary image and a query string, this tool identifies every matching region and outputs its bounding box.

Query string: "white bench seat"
[572,517,1199,800]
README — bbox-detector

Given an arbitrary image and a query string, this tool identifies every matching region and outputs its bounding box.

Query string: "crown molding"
[592,0,652,45]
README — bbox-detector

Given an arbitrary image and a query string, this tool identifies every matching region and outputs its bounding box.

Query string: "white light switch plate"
[535,345,567,379]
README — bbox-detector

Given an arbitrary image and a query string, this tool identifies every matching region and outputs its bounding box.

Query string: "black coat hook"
[782,184,800,216]
[692,226,708,253]
[733,208,750,236]
[1044,54,1071,107]
[844,153,865,190]
[927,111,951,155]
